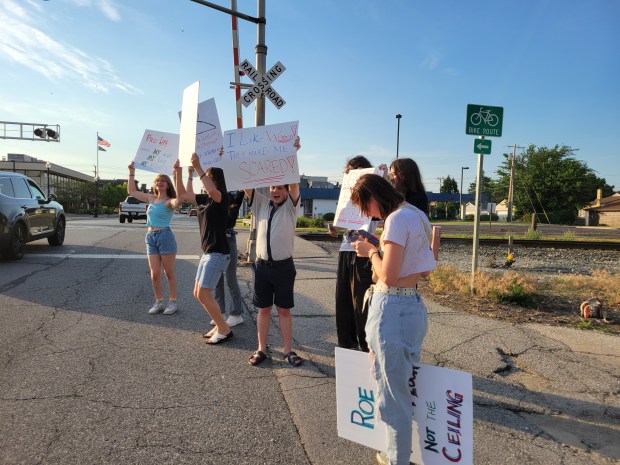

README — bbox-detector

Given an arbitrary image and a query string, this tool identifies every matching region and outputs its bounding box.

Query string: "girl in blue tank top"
[128,162,185,316]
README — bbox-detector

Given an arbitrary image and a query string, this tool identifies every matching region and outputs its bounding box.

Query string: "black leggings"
[335,251,373,352]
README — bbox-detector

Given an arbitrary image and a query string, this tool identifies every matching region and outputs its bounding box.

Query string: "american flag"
[97,136,111,147]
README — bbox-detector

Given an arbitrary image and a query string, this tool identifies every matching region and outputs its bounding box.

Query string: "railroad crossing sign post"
[466,103,504,294]
[239,59,286,109]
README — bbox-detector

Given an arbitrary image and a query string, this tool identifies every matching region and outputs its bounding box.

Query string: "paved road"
[0,216,618,465]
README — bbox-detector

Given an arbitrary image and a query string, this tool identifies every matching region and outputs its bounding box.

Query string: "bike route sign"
[466,104,503,137]
[473,139,492,154]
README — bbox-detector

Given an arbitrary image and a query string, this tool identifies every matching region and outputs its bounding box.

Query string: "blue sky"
[1,0,619,194]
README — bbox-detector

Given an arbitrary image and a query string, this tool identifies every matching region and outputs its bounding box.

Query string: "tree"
[437,176,459,219]
[494,145,614,224]
[468,174,500,204]
[100,182,127,210]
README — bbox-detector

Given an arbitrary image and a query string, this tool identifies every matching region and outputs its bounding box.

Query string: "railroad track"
[298,233,620,251]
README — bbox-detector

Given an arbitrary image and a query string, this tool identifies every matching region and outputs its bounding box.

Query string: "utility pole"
[190,0,267,262]
[506,144,524,222]
[437,177,444,191]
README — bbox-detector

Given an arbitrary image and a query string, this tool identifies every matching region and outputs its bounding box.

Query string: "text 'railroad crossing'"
[239,59,286,109]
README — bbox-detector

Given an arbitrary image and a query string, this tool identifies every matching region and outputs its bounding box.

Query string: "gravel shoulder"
[311,239,620,335]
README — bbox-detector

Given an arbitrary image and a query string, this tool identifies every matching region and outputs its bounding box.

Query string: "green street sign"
[473,139,492,154]
[466,104,503,137]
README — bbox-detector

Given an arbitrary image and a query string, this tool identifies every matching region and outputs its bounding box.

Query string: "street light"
[46,162,51,197]
[395,114,402,159]
[460,166,469,220]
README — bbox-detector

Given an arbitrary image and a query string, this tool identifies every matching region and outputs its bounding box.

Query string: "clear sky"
[1,0,619,194]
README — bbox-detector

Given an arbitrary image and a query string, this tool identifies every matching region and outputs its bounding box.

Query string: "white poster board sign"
[178,81,199,167]
[333,167,383,230]
[133,130,180,175]
[219,121,299,191]
[194,98,224,170]
[336,347,473,465]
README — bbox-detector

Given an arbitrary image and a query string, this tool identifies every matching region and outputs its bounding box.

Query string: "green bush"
[311,217,326,228]
[323,212,335,221]
[296,217,312,228]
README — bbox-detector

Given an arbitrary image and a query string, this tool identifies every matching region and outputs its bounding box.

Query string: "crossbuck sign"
[239,59,286,109]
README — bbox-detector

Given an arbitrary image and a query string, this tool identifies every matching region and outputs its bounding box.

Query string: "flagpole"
[94,132,99,217]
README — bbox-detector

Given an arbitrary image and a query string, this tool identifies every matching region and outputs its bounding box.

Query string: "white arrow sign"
[239,59,286,109]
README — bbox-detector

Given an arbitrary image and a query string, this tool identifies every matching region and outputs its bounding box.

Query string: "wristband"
[199,172,206,180]
[369,250,380,260]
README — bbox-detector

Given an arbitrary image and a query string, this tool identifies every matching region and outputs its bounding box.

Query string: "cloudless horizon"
[1,0,619,195]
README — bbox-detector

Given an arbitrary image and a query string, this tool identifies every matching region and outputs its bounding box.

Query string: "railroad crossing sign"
[473,139,492,154]
[466,104,503,137]
[239,59,286,109]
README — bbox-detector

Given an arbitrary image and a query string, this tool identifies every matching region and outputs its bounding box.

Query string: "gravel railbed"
[313,240,620,277]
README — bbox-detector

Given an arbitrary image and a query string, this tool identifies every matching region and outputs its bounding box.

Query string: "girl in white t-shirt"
[350,173,436,465]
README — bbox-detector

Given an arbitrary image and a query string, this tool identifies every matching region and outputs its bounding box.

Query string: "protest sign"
[178,81,199,167]
[219,121,299,191]
[133,130,180,175]
[193,98,224,170]
[335,347,473,465]
[333,167,383,230]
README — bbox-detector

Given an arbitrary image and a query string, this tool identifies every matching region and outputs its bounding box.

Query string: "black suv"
[0,171,66,260]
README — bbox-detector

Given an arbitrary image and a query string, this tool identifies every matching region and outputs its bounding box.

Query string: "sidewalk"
[234,229,620,465]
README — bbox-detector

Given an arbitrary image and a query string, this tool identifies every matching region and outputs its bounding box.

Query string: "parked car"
[0,171,66,260]
[189,208,197,217]
[118,196,148,223]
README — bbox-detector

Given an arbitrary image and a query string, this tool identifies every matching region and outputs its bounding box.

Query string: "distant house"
[464,200,505,219]
[581,189,620,227]
[299,174,340,218]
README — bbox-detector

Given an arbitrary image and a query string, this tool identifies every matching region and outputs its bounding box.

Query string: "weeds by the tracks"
[426,264,619,331]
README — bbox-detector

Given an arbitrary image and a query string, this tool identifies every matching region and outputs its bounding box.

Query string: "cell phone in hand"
[357,229,379,247]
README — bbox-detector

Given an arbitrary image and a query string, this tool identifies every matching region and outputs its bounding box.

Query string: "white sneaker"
[210,319,215,325]
[163,301,178,315]
[226,315,244,326]
[148,301,166,314]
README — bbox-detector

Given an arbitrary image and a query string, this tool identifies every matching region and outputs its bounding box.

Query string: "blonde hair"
[153,174,177,198]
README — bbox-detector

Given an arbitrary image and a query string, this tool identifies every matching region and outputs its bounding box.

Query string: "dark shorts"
[253,257,296,309]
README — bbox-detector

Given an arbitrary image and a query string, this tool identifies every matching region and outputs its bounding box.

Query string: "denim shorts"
[145,228,177,255]
[196,252,230,289]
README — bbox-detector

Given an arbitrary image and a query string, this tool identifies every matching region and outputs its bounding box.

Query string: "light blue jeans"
[365,289,428,465]
[214,232,243,316]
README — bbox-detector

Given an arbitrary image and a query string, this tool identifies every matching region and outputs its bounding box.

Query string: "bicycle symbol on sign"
[470,107,499,127]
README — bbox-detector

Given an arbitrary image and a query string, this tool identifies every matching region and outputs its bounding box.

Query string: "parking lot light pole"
[395,114,402,159]
[460,166,469,220]
[46,162,51,197]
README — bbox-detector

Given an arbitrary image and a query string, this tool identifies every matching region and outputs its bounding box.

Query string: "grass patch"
[427,264,619,312]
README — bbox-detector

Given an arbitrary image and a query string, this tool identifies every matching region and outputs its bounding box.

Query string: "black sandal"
[284,351,302,367]
[249,350,268,366]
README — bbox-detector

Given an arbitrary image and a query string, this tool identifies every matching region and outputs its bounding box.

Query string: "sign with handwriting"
[333,167,384,230]
[218,121,300,190]
[336,348,473,465]
[133,130,179,175]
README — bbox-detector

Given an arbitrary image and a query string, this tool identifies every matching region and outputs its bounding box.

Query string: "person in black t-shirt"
[174,155,233,345]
